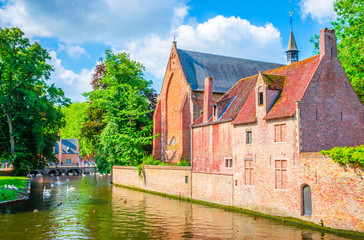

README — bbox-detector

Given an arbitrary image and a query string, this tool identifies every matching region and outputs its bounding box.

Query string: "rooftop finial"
[172,36,177,47]
[286,12,299,65]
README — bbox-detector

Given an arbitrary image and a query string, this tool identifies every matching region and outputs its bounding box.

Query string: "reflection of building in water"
[111,186,340,239]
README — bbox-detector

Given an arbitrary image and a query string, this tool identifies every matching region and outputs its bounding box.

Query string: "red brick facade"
[191,29,364,231]
[152,43,223,162]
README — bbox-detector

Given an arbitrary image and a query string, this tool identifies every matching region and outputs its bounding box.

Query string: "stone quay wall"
[112,155,364,233]
[113,165,191,198]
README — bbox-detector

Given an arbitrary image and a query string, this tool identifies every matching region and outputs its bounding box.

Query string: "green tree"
[84,50,156,173]
[60,102,88,139]
[0,27,69,175]
[80,61,107,158]
[332,0,364,103]
[310,0,364,103]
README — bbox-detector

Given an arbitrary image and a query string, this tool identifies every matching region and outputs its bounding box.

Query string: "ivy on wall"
[320,145,364,168]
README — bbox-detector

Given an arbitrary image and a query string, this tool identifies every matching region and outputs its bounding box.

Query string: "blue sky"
[0,0,336,102]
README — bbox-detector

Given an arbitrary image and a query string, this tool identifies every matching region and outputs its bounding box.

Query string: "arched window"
[258,87,264,105]
[171,137,176,145]
[302,185,312,216]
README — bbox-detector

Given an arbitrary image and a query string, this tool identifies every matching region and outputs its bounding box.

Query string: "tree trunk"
[6,112,15,156]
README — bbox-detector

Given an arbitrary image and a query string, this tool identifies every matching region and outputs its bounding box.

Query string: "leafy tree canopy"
[82,50,157,173]
[0,27,70,175]
[60,102,88,139]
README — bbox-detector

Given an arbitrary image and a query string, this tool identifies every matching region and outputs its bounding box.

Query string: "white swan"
[66,185,75,192]
[43,186,51,198]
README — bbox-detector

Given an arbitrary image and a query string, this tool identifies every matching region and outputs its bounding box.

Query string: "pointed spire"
[286,12,299,65]
[287,29,298,51]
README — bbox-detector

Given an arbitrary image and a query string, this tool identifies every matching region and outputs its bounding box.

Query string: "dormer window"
[258,87,264,105]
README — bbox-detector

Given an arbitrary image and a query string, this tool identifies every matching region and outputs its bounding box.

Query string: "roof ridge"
[217,75,258,102]
[264,55,319,74]
[177,48,285,66]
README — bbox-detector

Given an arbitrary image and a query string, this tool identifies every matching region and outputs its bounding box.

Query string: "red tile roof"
[232,90,257,125]
[192,55,321,127]
[215,75,258,122]
[264,55,320,120]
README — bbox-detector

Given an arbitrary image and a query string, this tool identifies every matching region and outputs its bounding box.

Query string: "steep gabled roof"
[177,49,283,93]
[192,54,321,127]
[233,90,257,125]
[264,55,320,120]
[191,75,258,127]
[215,75,258,121]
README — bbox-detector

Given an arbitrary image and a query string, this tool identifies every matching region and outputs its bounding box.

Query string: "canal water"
[0,175,359,239]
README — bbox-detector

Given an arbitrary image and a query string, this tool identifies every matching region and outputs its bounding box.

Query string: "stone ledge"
[299,152,329,158]
[113,165,191,171]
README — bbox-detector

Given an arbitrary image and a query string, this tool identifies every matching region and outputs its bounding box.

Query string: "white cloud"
[300,0,335,23]
[48,51,93,101]
[124,15,285,81]
[0,0,187,44]
[57,43,88,58]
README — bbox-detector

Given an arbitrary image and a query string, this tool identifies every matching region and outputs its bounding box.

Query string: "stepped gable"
[177,49,283,93]
[263,55,320,120]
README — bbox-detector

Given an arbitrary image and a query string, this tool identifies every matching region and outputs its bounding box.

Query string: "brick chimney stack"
[203,77,213,123]
[319,28,337,60]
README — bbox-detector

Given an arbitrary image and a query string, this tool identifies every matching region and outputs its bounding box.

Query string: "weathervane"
[289,12,293,29]
[172,35,177,47]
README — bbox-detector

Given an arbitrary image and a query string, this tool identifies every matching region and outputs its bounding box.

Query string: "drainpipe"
[295,101,301,155]
[190,125,193,200]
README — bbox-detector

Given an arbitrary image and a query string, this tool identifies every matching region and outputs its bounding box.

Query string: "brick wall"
[299,153,364,231]
[112,156,363,232]
[233,116,300,217]
[60,153,79,165]
[192,122,233,174]
[192,172,233,206]
[113,165,191,198]
[299,30,364,152]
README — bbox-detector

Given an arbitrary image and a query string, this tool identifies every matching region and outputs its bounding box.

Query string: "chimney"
[319,28,337,60]
[203,77,213,123]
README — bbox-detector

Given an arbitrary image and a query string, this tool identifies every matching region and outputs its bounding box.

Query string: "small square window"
[225,158,233,168]
[246,131,252,144]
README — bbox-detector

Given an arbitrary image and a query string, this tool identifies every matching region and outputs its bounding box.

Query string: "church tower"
[286,12,299,65]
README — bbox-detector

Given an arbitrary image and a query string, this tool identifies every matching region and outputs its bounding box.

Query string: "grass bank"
[0,177,29,203]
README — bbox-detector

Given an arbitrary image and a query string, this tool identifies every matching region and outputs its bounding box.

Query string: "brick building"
[153,41,282,162]
[191,28,364,228]
[54,139,80,165]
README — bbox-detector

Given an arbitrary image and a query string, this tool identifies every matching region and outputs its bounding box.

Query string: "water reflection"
[0,176,358,239]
